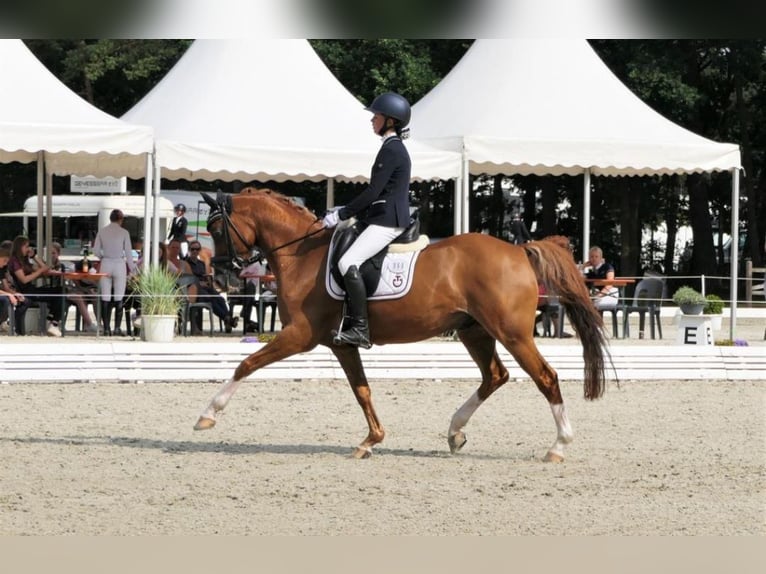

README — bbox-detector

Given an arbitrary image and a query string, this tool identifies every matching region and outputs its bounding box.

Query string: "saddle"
[329,211,421,295]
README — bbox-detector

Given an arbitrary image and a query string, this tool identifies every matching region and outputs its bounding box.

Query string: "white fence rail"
[1,342,763,384]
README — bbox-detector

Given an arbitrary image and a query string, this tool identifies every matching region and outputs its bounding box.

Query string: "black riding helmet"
[174,203,186,213]
[365,92,411,136]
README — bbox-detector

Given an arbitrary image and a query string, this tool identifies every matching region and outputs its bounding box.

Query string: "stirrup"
[332,327,371,350]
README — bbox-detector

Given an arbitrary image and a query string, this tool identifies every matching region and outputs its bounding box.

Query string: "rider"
[321,92,412,349]
[168,203,189,257]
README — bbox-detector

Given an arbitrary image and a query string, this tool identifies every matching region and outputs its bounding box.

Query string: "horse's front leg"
[194,327,311,430]
[330,346,384,459]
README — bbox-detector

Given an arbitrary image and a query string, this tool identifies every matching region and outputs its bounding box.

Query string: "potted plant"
[672,285,706,315]
[703,293,725,330]
[133,266,182,342]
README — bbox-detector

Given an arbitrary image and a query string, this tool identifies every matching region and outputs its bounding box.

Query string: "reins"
[267,222,325,255]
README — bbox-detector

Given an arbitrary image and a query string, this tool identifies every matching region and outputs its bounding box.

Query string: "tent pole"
[582,169,591,262]
[45,167,53,263]
[453,175,461,236]
[142,151,154,270]
[152,160,161,267]
[36,152,44,258]
[326,179,334,211]
[461,156,470,234]
[729,167,740,340]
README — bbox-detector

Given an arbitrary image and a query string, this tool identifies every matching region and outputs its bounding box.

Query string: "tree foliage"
[2,39,764,278]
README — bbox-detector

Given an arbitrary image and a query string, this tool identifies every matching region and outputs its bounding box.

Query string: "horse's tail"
[523,239,612,400]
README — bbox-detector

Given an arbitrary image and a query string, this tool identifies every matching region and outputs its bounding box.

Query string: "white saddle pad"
[325,236,427,301]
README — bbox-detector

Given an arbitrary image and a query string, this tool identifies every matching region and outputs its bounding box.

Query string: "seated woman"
[185,240,237,333]
[580,245,619,310]
[0,245,31,334]
[49,241,99,333]
[162,239,202,334]
[7,236,64,337]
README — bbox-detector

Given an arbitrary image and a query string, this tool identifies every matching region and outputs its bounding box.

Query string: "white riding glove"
[322,210,340,228]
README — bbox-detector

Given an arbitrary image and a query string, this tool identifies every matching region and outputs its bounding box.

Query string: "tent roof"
[0,40,153,178]
[411,39,741,177]
[122,39,460,183]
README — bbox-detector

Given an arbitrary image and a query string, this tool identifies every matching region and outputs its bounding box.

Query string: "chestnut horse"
[195,188,610,461]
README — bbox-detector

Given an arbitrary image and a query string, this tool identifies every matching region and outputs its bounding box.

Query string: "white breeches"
[338,224,404,275]
[100,258,128,302]
[592,294,619,310]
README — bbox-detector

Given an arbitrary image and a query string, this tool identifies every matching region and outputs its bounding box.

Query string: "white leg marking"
[199,378,242,421]
[548,402,573,458]
[449,391,483,437]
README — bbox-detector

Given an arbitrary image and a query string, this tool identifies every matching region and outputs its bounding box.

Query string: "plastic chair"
[182,300,216,336]
[622,277,665,339]
[258,293,278,333]
[599,307,621,338]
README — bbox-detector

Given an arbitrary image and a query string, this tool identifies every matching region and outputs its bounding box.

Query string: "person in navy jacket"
[321,92,412,349]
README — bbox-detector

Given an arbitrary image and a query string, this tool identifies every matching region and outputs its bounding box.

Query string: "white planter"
[709,314,722,331]
[141,314,177,342]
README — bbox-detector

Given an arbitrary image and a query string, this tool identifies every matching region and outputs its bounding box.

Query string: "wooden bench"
[0,342,762,384]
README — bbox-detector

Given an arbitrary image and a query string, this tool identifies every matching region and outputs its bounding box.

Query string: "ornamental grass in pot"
[133,266,182,341]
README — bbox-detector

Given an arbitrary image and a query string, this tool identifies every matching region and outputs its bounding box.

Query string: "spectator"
[237,257,278,334]
[508,204,532,245]
[49,242,99,333]
[186,240,237,333]
[165,239,201,334]
[7,235,63,336]
[93,209,136,336]
[580,245,619,310]
[0,245,31,334]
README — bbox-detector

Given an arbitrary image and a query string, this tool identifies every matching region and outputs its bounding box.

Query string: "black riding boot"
[332,266,371,349]
[101,300,113,336]
[113,301,124,336]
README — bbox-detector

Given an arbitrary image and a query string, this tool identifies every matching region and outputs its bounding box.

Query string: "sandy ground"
[0,375,763,535]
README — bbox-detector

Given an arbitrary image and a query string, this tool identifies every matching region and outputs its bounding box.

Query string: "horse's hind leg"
[331,345,384,459]
[449,323,510,454]
[501,335,572,462]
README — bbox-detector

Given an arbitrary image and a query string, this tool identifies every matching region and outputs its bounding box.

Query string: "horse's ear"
[200,192,217,209]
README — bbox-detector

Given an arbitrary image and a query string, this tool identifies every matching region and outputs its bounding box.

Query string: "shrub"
[703,294,724,314]
[672,285,706,306]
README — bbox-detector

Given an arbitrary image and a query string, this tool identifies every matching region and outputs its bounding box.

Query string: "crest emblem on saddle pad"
[326,242,424,301]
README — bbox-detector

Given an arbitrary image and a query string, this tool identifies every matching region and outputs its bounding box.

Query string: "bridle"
[203,191,323,270]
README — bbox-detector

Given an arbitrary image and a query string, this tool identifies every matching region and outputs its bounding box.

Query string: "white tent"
[0,39,155,255]
[122,39,460,184]
[122,39,461,265]
[411,39,743,337]
[0,39,153,177]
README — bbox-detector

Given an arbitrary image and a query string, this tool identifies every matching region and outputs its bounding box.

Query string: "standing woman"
[7,235,63,336]
[93,209,136,336]
[321,92,412,349]
[168,203,189,258]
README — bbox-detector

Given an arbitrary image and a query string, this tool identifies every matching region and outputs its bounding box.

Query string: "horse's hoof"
[448,431,467,454]
[352,446,373,459]
[193,417,216,431]
[543,451,564,463]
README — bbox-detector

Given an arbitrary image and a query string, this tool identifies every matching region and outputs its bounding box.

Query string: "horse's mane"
[540,235,572,251]
[238,186,316,223]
